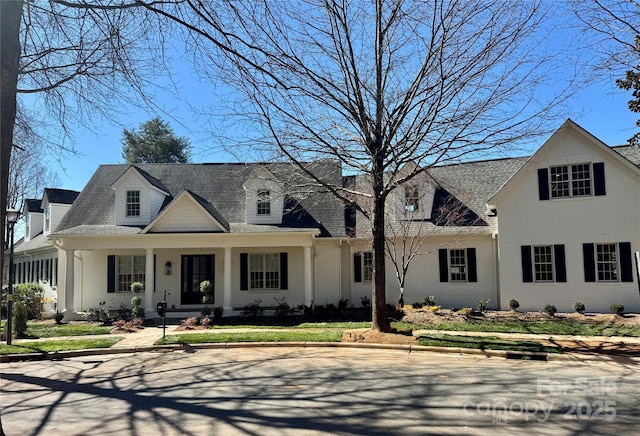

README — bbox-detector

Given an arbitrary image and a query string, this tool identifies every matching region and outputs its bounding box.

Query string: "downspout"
[635,251,640,298]
[492,233,500,309]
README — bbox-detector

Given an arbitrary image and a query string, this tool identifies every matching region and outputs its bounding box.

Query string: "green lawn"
[156,330,343,345]
[26,323,113,338]
[1,337,122,355]
[417,333,563,354]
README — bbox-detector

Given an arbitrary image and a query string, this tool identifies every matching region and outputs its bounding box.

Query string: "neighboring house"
[9,189,80,314]
[16,119,639,319]
[489,119,640,312]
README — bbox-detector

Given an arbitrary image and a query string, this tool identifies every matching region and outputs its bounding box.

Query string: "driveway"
[1,347,639,435]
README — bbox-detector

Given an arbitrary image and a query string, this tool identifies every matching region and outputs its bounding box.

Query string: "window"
[533,246,554,282]
[363,252,374,281]
[596,243,618,282]
[249,253,280,290]
[44,206,50,232]
[439,248,477,283]
[449,249,467,282]
[404,185,420,213]
[550,164,591,198]
[257,189,271,215]
[126,190,140,217]
[117,255,145,292]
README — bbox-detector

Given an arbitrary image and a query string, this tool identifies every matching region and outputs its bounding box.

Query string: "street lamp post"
[5,208,20,345]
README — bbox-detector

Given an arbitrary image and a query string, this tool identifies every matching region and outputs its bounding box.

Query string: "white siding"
[151,197,225,232]
[314,240,342,305]
[495,129,640,312]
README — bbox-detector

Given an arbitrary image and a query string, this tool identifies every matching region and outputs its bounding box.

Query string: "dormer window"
[257,189,271,216]
[126,190,141,217]
[404,185,420,213]
[44,205,50,232]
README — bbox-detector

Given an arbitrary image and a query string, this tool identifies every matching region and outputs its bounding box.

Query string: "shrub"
[476,298,490,312]
[6,283,44,319]
[201,306,212,317]
[13,301,28,337]
[360,296,371,308]
[242,299,264,317]
[412,301,423,309]
[213,306,223,319]
[428,305,441,313]
[200,280,213,304]
[54,311,64,324]
[338,298,350,313]
[544,304,557,316]
[508,299,520,310]
[201,316,211,327]
[273,297,291,318]
[573,301,586,313]
[84,302,112,324]
[181,316,199,328]
[610,303,625,315]
[457,307,473,316]
[130,282,144,293]
[130,296,145,320]
[424,296,437,307]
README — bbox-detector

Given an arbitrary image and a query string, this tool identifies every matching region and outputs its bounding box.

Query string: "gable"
[489,119,640,208]
[143,191,229,233]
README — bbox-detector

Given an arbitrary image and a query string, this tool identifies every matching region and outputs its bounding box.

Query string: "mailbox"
[157,301,167,317]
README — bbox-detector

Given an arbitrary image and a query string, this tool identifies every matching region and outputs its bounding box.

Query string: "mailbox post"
[157,290,168,341]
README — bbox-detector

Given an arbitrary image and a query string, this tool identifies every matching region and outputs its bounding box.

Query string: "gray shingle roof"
[24,198,43,213]
[44,188,80,205]
[612,145,640,167]
[56,162,346,237]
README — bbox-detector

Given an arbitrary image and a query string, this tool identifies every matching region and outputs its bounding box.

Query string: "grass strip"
[26,323,113,338]
[156,330,343,345]
[1,337,122,355]
[411,319,640,337]
[417,333,562,353]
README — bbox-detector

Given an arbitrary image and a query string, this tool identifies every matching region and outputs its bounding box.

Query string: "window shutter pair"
[240,253,288,290]
[583,242,633,283]
[521,245,566,283]
[538,163,606,200]
[439,248,477,283]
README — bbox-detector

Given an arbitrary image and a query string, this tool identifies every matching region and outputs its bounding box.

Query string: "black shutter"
[439,249,449,282]
[354,252,362,283]
[521,246,533,283]
[280,252,288,289]
[593,162,606,196]
[467,248,477,282]
[583,243,596,282]
[554,245,566,282]
[619,242,633,283]
[107,255,116,293]
[240,253,248,290]
[538,168,549,201]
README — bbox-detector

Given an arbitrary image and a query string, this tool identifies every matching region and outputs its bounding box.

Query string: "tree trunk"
[0,0,23,284]
[371,152,391,332]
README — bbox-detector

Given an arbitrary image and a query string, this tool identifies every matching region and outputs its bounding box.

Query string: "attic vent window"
[126,190,140,217]
[257,189,271,216]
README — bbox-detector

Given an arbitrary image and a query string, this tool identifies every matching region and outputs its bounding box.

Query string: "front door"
[181,255,215,305]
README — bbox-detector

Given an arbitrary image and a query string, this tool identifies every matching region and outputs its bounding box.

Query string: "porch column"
[304,247,313,306]
[223,248,232,312]
[145,249,155,315]
[64,249,75,315]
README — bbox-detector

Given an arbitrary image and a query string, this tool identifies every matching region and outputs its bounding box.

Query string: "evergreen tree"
[122,117,191,163]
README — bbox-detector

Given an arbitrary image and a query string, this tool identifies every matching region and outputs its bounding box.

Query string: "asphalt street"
[1,347,639,435]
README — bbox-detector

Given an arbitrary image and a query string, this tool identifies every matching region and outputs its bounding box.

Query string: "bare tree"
[137,0,580,332]
[571,0,640,144]
[1,0,168,304]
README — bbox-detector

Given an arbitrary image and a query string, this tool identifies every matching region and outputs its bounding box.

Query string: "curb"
[3,340,634,363]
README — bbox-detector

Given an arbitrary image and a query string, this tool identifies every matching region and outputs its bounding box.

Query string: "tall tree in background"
[122,117,191,163]
[571,0,640,144]
[138,0,579,332]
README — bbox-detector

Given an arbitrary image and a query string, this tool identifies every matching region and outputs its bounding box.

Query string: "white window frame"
[117,255,146,292]
[449,249,467,282]
[249,253,280,290]
[126,190,141,217]
[256,189,271,216]
[596,243,618,282]
[44,205,51,232]
[362,252,374,282]
[550,163,592,198]
[533,245,554,282]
